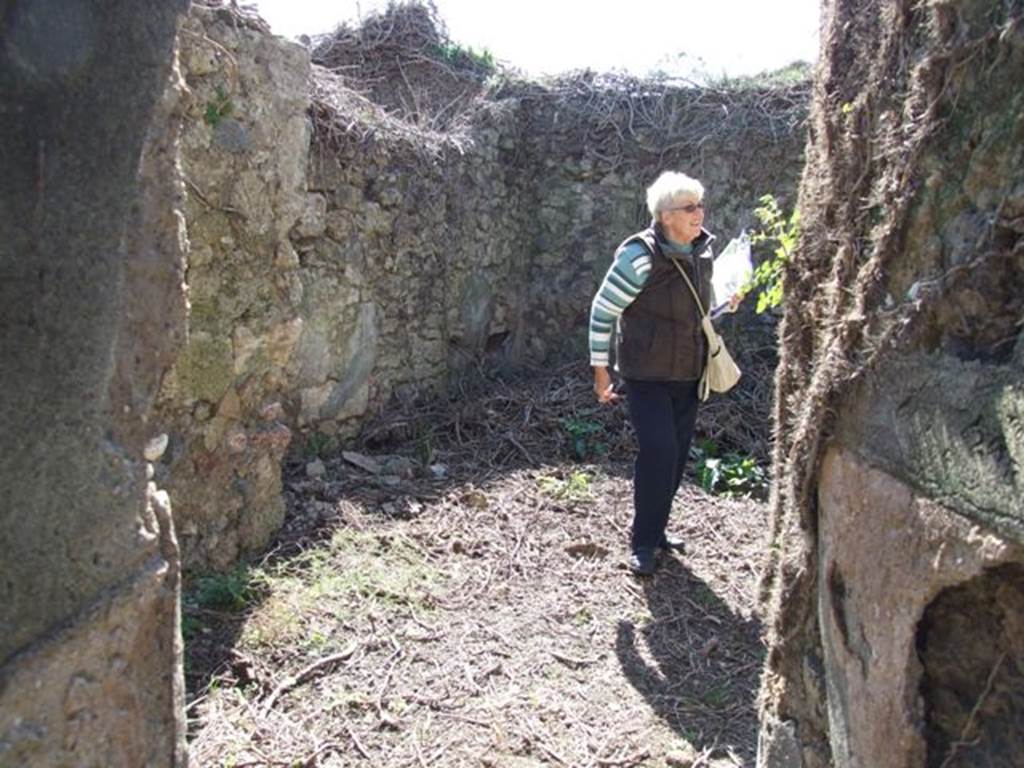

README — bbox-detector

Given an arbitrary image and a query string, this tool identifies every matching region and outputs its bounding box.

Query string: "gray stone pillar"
[0,2,190,765]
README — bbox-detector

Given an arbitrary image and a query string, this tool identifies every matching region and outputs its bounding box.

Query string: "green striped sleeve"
[589,241,652,366]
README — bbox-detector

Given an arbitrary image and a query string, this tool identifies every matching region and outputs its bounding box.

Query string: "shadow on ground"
[616,554,764,765]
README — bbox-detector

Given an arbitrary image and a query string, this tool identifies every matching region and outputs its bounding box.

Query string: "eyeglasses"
[666,202,705,213]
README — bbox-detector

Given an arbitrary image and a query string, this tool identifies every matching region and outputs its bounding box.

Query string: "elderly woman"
[589,171,736,576]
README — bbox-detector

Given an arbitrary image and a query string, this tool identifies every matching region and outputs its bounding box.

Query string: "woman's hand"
[593,366,619,404]
[727,292,745,312]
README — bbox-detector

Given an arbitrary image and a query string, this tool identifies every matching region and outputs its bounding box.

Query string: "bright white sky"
[250,0,821,79]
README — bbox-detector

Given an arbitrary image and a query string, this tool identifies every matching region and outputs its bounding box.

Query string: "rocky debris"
[341,451,383,475]
[260,401,286,421]
[144,433,169,462]
[565,542,610,559]
[665,745,699,767]
[380,455,417,479]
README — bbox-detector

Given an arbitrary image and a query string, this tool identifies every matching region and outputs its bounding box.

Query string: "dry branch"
[260,642,361,715]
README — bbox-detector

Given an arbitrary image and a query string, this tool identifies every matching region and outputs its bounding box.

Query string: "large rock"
[816,447,1021,768]
[0,488,184,767]
[0,1,189,763]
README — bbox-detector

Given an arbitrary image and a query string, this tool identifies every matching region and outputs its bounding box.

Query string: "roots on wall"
[759,0,1024,765]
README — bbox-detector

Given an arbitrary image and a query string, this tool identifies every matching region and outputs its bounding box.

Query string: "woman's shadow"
[615,553,764,764]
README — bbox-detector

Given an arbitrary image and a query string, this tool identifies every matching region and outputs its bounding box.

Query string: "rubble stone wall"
[155,6,308,571]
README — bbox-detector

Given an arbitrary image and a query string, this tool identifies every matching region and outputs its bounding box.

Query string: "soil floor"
[185,368,769,768]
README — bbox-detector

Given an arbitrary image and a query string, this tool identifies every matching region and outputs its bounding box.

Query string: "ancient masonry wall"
[162,5,807,571]
[757,1,1024,766]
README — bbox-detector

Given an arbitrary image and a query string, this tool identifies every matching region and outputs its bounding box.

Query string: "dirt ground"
[184,366,769,768]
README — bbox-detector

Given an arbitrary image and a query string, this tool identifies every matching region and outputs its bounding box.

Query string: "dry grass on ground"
[185,365,769,767]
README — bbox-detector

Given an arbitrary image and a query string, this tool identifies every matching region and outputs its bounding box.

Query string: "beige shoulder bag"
[669,258,742,401]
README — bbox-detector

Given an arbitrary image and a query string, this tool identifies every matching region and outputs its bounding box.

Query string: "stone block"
[294,193,327,238]
[816,446,1021,768]
[0,490,183,767]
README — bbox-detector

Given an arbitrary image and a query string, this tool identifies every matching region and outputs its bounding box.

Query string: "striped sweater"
[590,236,717,367]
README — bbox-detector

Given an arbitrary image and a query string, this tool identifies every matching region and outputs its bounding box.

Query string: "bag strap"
[668,258,709,320]
[671,258,722,362]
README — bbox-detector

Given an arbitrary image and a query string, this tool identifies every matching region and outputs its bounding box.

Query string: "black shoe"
[658,534,685,552]
[629,550,657,576]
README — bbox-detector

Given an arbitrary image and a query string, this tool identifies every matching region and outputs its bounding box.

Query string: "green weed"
[203,84,234,128]
[573,607,593,626]
[304,430,337,459]
[415,425,434,465]
[702,684,731,708]
[305,628,329,651]
[239,529,441,651]
[434,42,495,73]
[675,58,812,90]
[561,416,607,460]
[191,564,266,612]
[323,687,371,713]
[691,583,719,608]
[538,470,593,502]
[745,194,800,313]
[691,440,768,499]
[181,613,200,642]
[719,60,812,89]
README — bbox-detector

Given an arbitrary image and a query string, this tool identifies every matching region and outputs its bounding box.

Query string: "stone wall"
[758,1,1024,766]
[167,4,808,571]
[0,2,189,764]
[156,6,308,571]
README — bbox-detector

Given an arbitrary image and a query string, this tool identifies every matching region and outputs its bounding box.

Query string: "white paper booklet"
[711,232,753,313]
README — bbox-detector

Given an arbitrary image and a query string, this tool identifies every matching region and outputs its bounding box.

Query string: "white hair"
[645,171,705,219]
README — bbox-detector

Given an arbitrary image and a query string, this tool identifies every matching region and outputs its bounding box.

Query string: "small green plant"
[691,440,768,499]
[434,41,495,73]
[561,417,607,460]
[181,613,200,642]
[305,628,329,651]
[305,430,337,459]
[702,684,731,708]
[414,425,434,465]
[688,59,812,90]
[203,84,234,128]
[692,583,718,608]
[538,470,593,502]
[745,194,800,313]
[192,565,264,612]
[573,607,593,627]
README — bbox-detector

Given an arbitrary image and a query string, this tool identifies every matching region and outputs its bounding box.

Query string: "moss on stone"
[176,333,234,404]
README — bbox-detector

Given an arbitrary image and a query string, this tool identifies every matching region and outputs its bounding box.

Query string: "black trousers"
[623,378,700,554]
